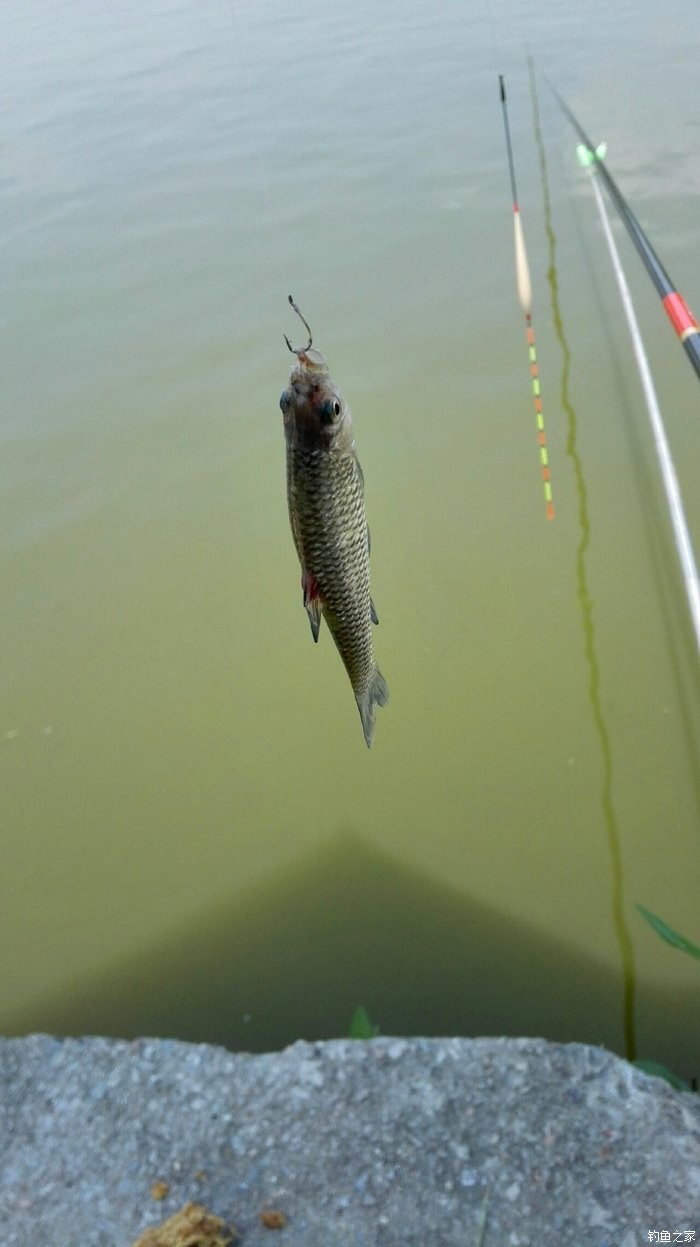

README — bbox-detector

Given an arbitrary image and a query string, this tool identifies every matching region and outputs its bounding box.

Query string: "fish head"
[280,349,353,450]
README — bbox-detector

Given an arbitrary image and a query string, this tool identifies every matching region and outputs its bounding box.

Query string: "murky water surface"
[3,0,700,1076]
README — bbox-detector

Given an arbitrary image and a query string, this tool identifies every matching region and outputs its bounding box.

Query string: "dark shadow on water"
[9,831,699,1078]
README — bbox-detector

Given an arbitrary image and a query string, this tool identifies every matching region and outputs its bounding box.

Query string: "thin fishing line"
[527,59,637,1063]
[221,0,294,297]
[578,150,700,657]
[499,75,554,521]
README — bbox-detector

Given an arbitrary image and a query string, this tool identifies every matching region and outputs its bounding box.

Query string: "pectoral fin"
[370,597,379,625]
[302,570,323,642]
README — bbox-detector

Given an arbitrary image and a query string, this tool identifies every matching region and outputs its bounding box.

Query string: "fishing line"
[499,75,554,521]
[220,0,295,299]
[528,60,637,1063]
[547,83,700,384]
[569,140,700,658]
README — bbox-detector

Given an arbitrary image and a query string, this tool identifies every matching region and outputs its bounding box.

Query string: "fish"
[279,296,389,747]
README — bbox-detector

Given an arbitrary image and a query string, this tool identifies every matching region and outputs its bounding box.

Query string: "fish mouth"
[290,346,329,374]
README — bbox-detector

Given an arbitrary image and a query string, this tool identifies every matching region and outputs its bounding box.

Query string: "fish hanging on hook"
[279,295,389,747]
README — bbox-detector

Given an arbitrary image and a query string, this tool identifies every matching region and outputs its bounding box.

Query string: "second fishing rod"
[547,80,700,384]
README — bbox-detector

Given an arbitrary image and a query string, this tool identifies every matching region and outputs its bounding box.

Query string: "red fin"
[302,571,323,642]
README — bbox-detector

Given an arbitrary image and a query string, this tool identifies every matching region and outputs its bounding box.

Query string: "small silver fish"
[279,296,389,747]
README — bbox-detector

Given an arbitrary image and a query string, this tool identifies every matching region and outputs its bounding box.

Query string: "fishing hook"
[284,294,313,354]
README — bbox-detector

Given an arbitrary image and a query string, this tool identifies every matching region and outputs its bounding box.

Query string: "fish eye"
[320,398,339,425]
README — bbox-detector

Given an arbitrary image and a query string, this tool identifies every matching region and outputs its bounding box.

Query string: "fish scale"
[280,306,389,747]
[287,441,372,690]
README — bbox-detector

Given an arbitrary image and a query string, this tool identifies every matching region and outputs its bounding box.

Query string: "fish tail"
[356,666,390,749]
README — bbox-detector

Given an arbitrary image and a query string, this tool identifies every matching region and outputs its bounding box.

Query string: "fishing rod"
[499,75,554,521]
[547,81,700,383]
[574,142,700,655]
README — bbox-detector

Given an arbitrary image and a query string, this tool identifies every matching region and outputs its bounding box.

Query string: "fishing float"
[499,75,554,521]
[547,82,700,383]
[571,139,700,655]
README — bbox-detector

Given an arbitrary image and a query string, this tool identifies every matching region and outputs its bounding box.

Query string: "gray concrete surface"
[0,1033,699,1246]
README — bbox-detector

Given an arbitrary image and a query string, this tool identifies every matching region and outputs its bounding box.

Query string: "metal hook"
[284,294,313,354]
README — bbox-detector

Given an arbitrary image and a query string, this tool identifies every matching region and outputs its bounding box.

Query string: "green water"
[2,0,700,1078]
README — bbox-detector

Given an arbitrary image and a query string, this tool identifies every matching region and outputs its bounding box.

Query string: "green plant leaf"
[633,1059,692,1093]
[348,1006,379,1039]
[635,905,700,960]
